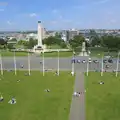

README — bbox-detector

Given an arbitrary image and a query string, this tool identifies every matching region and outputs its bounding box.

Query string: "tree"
[89,29,97,37]
[43,36,62,47]
[17,40,26,45]
[7,44,14,50]
[101,35,120,51]
[0,38,7,45]
[26,38,37,49]
[55,32,62,38]
[43,36,55,46]
[60,41,67,48]
[91,36,101,47]
[69,35,85,49]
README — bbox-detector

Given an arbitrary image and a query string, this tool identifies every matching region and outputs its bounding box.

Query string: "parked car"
[106,65,109,68]
[71,59,75,63]
[88,60,92,63]
[93,60,99,63]
[103,60,107,63]
[77,60,81,63]
[108,59,113,63]
[82,60,86,63]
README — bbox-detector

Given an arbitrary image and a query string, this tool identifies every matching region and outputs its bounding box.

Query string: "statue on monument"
[79,41,88,56]
[82,42,86,52]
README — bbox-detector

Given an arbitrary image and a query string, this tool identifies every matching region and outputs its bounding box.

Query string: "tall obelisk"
[37,21,43,48]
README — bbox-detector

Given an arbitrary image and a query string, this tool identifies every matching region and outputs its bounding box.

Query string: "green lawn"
[0,71,74,120]
[85,72,120,120]
[1,51,29,57]
[40,51,72,57]
[90,51,104,58]
[90,51,118,58]
[1,51,72,57]
[48,45,64,49]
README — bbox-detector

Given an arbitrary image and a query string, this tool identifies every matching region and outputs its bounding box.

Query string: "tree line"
[69,34,120,52]
[0,32,120,52]
[0,33,67,50]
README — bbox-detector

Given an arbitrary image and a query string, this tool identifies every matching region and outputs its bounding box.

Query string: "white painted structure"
[33,21,46,53]
[79,42,88,56]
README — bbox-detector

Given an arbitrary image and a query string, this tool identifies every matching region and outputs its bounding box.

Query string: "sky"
[0,0,120,31]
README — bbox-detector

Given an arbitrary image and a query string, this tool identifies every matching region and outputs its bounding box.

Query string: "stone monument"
[79,42,88,56]
[33,21,46,53]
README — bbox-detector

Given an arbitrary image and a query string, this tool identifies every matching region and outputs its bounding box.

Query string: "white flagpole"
[14,51,17,75]
[0,53,3,75]
[116,52,119,77]
[72,52,75,73]
[101,55,104,76]
[57,50,60,76]
[42,51,45,76]
[86,59,89,76]
[28,52,31,75]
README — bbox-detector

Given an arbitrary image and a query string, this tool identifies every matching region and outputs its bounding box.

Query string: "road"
[1,56,119,71]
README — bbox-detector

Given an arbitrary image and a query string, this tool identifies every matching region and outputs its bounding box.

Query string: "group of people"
[73,92,81,97]
[0,95,16,104]
[73,90,86,97]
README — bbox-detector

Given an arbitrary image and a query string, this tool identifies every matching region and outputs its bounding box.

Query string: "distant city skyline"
[0,0,120,31]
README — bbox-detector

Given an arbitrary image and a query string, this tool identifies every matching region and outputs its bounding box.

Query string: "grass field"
[85,72,120,120]
[0,71,75,120]
[1,51,29,56]
[90,51,118,58]
[1,51,72,57]
[40,51,72,57]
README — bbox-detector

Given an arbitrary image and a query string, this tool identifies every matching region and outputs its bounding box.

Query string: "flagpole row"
[116,52,119,77]
[42,51,45,76]
[14,51,17,75]
[72,51,75,73]
[101,55,104,76]
[0,53,3,75]
[57,50,59,76]
[86,59,89,76]
[28,52,31,75]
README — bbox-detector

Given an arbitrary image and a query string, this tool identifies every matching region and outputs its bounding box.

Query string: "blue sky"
[0,0,120,31]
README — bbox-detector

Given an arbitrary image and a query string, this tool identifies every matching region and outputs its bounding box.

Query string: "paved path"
[69,72,85,120]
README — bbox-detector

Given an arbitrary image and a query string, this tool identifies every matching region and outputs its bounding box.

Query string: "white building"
[61,34,67,42]
[26,33,37,41]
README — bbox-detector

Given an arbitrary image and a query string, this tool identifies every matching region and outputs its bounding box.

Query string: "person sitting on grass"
[44,89,50,92]
[99,81,104,85]
[55,71,59,76]
[24,73,29,76]
[17,80,20,82]
[20,64,24,68]
[71,71,74,76]
[0,95,4,102]
[8,97,16,104]
[113,69,116,73]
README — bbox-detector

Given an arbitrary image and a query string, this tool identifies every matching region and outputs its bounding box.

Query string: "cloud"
[29,13,37,17]
[0,9,4,11]
[52,9,58,14]
[7,21,12,25]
